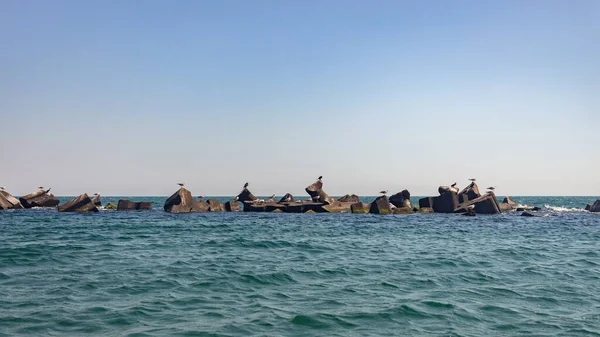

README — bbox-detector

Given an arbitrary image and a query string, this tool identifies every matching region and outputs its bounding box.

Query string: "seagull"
[318,176,322,181]
[468,178,476,182]
[38,186,44,190]
[451,182,457,187]
[45,188,51,193]
[379,190,388,195]
[93,192,99,196]
[487,186,496,191]
[269,194,275,199]
[177,182,184,187]
[243,182,249,189]
[198,195,204,199]
[0,187,4,191]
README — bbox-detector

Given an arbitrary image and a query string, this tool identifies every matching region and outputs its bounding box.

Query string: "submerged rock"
[19,189,60,208]
[585,204,591,211]
[462,208,476,216]
[393,207,414,214]
[0,190,24,210]
[105,202,118,210]
[58,194,99,212]
[521,211,536,217]
[164,187,209,213]
[117,200,152,210]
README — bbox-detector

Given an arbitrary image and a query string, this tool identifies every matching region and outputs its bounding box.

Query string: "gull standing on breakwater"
[487,186,496,191]
[243,182,249,189]
[468,178,476,182]
[177,183,184,187]
[451,182,457,188]
[379,190,388,195]
[318,176,322,181]
[0,187,4,191]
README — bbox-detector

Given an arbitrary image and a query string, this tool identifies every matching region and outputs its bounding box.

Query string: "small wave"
[544,205,585,212]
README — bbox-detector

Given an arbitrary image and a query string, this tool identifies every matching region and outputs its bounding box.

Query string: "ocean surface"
[1,196,599,336]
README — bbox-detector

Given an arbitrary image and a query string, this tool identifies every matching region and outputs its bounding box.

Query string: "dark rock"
[338,194,360,203]
[117,199,152,210]
[224,200,240,212]
[305,180,334,204]
[432,191,459,213]
[393,207,414,214]
[369,196,392,214]
[455,192,501,214]
[521,211,536,217]
[462,208,476,216]
[585,204,591,211]
[351,202,369,214]
[590,200,600,213]
[286,201,325,213]
[419,197,433,208]
[458,182,481,203]
[532,206,542,211]
[19,189,60,208]
[91,194,102,207]
[206,199,224,212]
[0,190,24,210]
[58,193,99,212]
[164,187,210,213]
[278,193,294,203]
[264,202,287,212]
[389,189,412,208]
[235,188,257,203]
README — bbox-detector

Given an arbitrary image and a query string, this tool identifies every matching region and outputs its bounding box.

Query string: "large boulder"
[0,190,24,210]
[499,196,517,212]
[338,194,360,203]
[369,196,392,214]
[19,189,60,208]
[164,187,209,213]
[305,180,334,204]
[351,202,369,214]
[235,188,257,203]
[91,194,102,207]
[455,192,501,214]
[224,200,241,212]
[458,183,481,204]
[431,191,459,213]
[58,194,99,212]
[590,200,600,213]
[117,199,153,210]
[206,199,224,212]
[389,189,412,208]
[278,193,294,203]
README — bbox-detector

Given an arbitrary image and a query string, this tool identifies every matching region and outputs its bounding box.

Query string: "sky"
[1,0,599,196]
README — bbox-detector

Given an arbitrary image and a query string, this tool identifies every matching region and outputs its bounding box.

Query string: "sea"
[1,196,599,336]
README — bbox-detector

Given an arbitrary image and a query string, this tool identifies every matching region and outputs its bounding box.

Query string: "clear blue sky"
[1,0,598,196]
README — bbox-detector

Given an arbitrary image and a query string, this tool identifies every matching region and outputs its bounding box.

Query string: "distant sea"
[1,196,599,336]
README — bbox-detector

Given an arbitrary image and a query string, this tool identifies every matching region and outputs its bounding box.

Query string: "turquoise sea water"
[1,196,599,336]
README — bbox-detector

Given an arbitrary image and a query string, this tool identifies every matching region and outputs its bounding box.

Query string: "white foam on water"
[544,205,585,212]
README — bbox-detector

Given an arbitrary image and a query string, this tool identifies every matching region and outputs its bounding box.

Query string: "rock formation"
[590,200,600,213]
[338,194,360,203]
[458,183,481,204]
[206,199,224,212]
[224,200,240,212]
[58,194,99,212]
[305,180,334,204]
[0,189,24,210]
[117,200,153,210]
[369,195,392,214]
[455,192,501,214]
[389,189,412,208]
[351,202,369,214]
[19,188,60,208]
[278,193,294,203]
[235,188,257,203]
[91,194,102,207]
[164,187,209,213]
[499,196,517,212]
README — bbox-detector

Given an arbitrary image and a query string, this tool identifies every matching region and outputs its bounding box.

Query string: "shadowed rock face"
[206,199,224,212]
[338,194,360,203]
[224,201,240,212]
[235,188,257,203]
[585,204,591,211]
[389,190,412,208]
[590,200,600,213]
[19,189,60,208]
[117,200,152,210]
[455,192,501,214]
[458,183,481,204]
[58,194,99,212]
[91,195,102,207]
[499,196,517,212]
[279,193,294,203]
[369,196,392,214]
[305,180,334,204]
[351,202,369,214]
[164,187,209,213]
[0,190,24,210]
[432,191,459,213]
[321,201,353,213]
